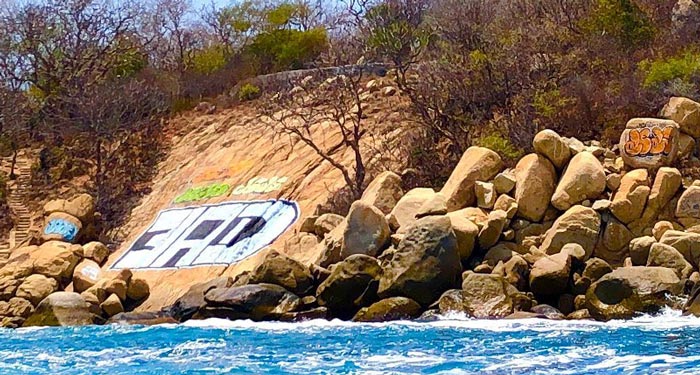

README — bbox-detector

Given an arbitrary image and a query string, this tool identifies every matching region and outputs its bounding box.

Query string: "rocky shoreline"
[111,96,700,325]
[8,96,700,327]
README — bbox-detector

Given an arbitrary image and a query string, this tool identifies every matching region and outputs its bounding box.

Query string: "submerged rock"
[23,292,95,327]
[203,283,300,321]
[352,297,422,322]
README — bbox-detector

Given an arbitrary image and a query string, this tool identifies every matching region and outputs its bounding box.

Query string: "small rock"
[352,297,422,322]
[529,253,571,296]
[493,172,516,194]
[478,210,508,249]
[100,294,124,317]
[475,182,496,209]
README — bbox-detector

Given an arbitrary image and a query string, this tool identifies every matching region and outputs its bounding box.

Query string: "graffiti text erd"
[624,126,674,157]
[111,200,299,270]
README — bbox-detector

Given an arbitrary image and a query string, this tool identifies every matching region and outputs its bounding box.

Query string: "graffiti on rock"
[192,160,255,184]
[174,183,231,204]
[623,126,674,157]
[44,219,79,242]
[111,200,299,270]
[232,176,288,195]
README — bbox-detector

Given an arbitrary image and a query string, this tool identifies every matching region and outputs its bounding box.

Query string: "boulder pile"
[151,96,700,323]
[0,194,150,327]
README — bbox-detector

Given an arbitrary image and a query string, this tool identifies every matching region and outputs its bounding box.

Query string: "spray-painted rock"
[42,212,82,243]
[619,118,680,169]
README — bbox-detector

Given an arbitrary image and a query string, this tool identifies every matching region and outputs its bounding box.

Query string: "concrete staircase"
[0,155,33,259]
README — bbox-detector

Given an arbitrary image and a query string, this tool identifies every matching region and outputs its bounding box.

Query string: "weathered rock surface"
[446,273,515,318]
[341,201,390,259]
[659,230,700,267]
[586,267,682,320]
[440,147,503,211]
[378,216,461,305]
[610,169,650,224]
[676,185,700,218]
[446,213,478,260]
[661,97,700,137]
[16,274,58,306]
[533,129,571,169]
[551,152,605,211]
[540,206,601,259]
[388,188,435,231]
[247,251,314,295]
[203,283,301,321]
[316,255,381,315]
[23,292,95,327]
[361,171,404,214]
[529,253,571,296]
[647,243,693,279]
[352,297,422,322]
[168,276,233,322]
[514,154,557,222]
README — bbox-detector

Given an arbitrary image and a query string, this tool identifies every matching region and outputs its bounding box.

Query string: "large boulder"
[352,297,422,322]
[32,241,80,283]
[551,152,606,210]
[586,267,682,320]
[596,219,634,265]
[619,118,680,169]
[610,169,650,224]
[378,216,462,306]
[440,273,515,318]
[342,201,390,259]
[247,250,314,295]
[629,236,656,265]
[513,154,557,222]
[529,252,571,296]
[646,243,694,279]
[440,147,503,211]
[533,129,572,170]
[41,212,82,243]
[203,283,300,321]
[167,276,233,321]
[639,168,682,223]
[361,171,404,214]
[388,188,435,231]
[478,210,508,249]
[661,97,700,137]
[72,259,102,293]
[316,254,381,316]
[15,274,58,305]
[659,230,700,267]
[540,206,601,259]
[23,292,95,327]
[676,185,700,219]
[446,213,478,260]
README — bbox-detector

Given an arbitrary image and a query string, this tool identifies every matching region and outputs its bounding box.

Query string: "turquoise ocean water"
[2,309,699,375]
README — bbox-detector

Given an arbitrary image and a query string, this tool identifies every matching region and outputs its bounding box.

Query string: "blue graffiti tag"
[44,219,79,242]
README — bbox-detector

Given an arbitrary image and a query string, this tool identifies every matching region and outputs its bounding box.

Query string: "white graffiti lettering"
[111,200,299,270]
[232,176,288,195]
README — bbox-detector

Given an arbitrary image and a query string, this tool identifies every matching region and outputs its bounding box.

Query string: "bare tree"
[259,68,371,199]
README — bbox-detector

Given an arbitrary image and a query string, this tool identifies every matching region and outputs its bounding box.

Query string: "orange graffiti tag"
[624,126,673,157]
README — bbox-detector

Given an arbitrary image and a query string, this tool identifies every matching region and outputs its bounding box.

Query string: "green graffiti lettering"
[173,183,231,204]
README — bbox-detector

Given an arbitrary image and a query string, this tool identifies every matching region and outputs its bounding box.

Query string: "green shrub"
[474,134,524,161]
[244,28,328,74]
[640,51,700,89]
[238,83,261,101]
[190,45,228,75]
[582,0,654,50]
[533,89,576,119]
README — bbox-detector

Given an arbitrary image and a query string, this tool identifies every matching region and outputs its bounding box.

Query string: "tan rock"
[447,213,478,260]
[678,133,696,159]
[653,221,675,241]
[16,274,58,305]
[100,294,124,317]
[415,193,448,218]
[313,214,344,237]
[360,171,404,214]
[494,194,518,219]
[661,97,700,137]
[610,169,650,224]
[493,172,516,194]
[540,206,601,259]
[607,173,622,191]
[659,230,700,267]
[72,259,102,293]
[23,292,95,327]
[514,154,557,222]
[478,210,508,249]
[647,243,694,279]
[533,129,572,169]
[126,278,150,301]
[42,212,82,243]
[629,236,656,266]
[440,147,503,211]
[597,219,634,265]
[619,118,680,169]
[529,252,571,296]
[341,201,390,258]
[676,185,700,218]
[388,188,435,231]
[104,279,128,302]
[475,182,496,209]
[451,207,489,228]
[32,241,80,283]
[82,242,109,265]
[641,168,682,222]
[551,152,606,211]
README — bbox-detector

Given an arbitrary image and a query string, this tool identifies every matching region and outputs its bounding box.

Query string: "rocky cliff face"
[98,80,408,312]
